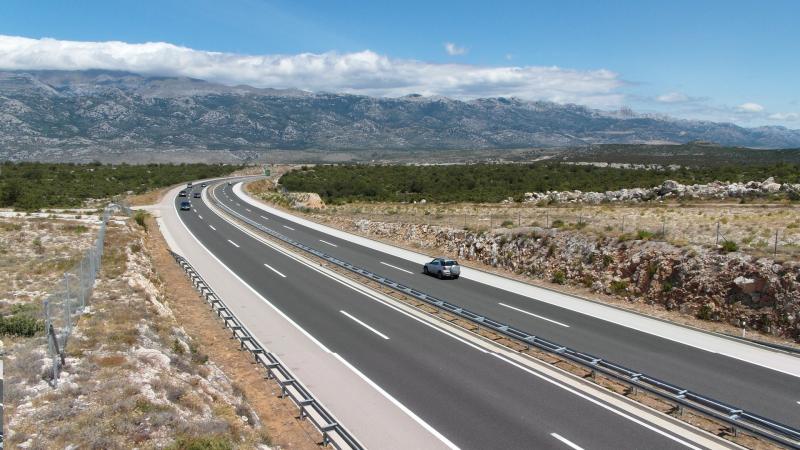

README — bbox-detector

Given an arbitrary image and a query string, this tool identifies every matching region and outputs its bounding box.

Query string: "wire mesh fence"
[44,204,127,385]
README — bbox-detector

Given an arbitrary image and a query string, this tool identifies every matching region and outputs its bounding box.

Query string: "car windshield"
[443,260,458,266]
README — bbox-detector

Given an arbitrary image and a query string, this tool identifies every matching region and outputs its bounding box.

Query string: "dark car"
[193,192,201,198]
[178,190,187,197]
[423,258,461,279]
[180,201,191,211]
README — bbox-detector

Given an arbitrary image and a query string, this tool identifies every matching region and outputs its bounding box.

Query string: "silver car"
[423,258,461,279]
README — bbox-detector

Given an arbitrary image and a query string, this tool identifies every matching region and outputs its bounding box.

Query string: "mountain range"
[1,70,799,162]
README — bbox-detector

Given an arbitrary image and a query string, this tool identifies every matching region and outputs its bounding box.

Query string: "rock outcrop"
[522,178,800,204]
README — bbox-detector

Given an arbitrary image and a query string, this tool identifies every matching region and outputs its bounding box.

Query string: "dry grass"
[3,219,307,449]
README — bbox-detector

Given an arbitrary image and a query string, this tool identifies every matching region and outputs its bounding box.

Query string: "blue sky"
[1,0,798,127]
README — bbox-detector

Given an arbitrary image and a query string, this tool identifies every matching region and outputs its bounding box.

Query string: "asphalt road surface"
[214,181,800,428]
[171,183,715,449]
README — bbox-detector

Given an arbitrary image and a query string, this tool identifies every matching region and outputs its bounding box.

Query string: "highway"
[171,181,722,449]
[213,181,800,428]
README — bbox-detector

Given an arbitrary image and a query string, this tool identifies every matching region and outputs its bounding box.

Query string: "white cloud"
[768,112,799,121]
[0,35,624,107]
[656,91,689,103]
[444,42,467,56]
[737,102,765,113]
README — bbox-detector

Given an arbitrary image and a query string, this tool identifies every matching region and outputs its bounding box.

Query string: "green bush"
[166,436,233,450]
[636,230,654,240]
[610,280,629,295]
[721,240,739,253]
[0,314,45,337]
[551,219,565,228]
[501,220,514,228]
[133,210,148,231]
[552,270,566,285]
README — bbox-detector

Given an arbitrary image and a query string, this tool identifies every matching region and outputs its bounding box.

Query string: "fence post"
[64,274,71,334]
[774,230,779,257]
[546,209,549,228]
[621,215,625,233]
[715,222,720,246]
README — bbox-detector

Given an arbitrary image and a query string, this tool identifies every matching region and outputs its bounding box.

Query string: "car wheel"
[438,271,443,279]
[423,266,428,275]
[453,275,459,279]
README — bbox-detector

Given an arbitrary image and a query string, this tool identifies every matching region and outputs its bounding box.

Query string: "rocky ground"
[2,215,317,449]
[248,183,800,344]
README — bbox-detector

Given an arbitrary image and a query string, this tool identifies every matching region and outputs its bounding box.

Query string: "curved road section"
[155,179,741,449]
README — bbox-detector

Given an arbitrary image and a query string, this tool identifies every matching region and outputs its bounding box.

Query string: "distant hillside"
[1,70,800,162]
[558,143,800,167]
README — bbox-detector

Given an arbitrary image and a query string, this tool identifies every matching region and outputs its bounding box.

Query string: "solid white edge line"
[332,353,459,450]
[320,239,338,247]
[209,225,216,231]
[340,310,390,340]
[227,239,240,248]
[551,433,584,450]
[283,225,295,230]
[263,263,287,278]
[492,353,702,450]
[192,185,456,449]
[499,302,570,328]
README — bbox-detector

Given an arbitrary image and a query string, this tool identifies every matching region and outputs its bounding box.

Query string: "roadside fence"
[45,204,128,385]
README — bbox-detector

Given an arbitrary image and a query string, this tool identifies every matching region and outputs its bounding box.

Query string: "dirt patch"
[141,214,319,449]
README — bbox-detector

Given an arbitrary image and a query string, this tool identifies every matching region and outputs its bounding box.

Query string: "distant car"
[423,258,461,279]
[193,192,201,198]
[180,201,191,211]
[187,182,193,188]
[227,181,232,186]
[178,190,187,197]
[201,182,207,188]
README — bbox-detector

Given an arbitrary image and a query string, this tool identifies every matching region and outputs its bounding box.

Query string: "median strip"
[340,310,390,340]
[263,263,287,278]
[498,303,570,328]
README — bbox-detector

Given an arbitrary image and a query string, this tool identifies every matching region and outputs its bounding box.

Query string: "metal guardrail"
[209,183,800,449]
[169,250,363,450]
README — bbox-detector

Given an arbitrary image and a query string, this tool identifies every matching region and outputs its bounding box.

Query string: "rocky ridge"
[521,177,799,204]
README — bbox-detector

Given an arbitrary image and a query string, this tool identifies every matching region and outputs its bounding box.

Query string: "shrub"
[661,281,674,293]
[721,240,739,253]
[552,270,566,285]
[551,219,565,228]
[0,314,45,337]
[167,436,233,450]
[697,304,714,320]
[610,280,629,295]
[636,230,654,240]
[133,211,148,231]
[501,220,514,228]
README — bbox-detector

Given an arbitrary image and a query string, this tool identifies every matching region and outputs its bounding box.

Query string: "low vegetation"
[0,162,242,210]
[280,162,800,204]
